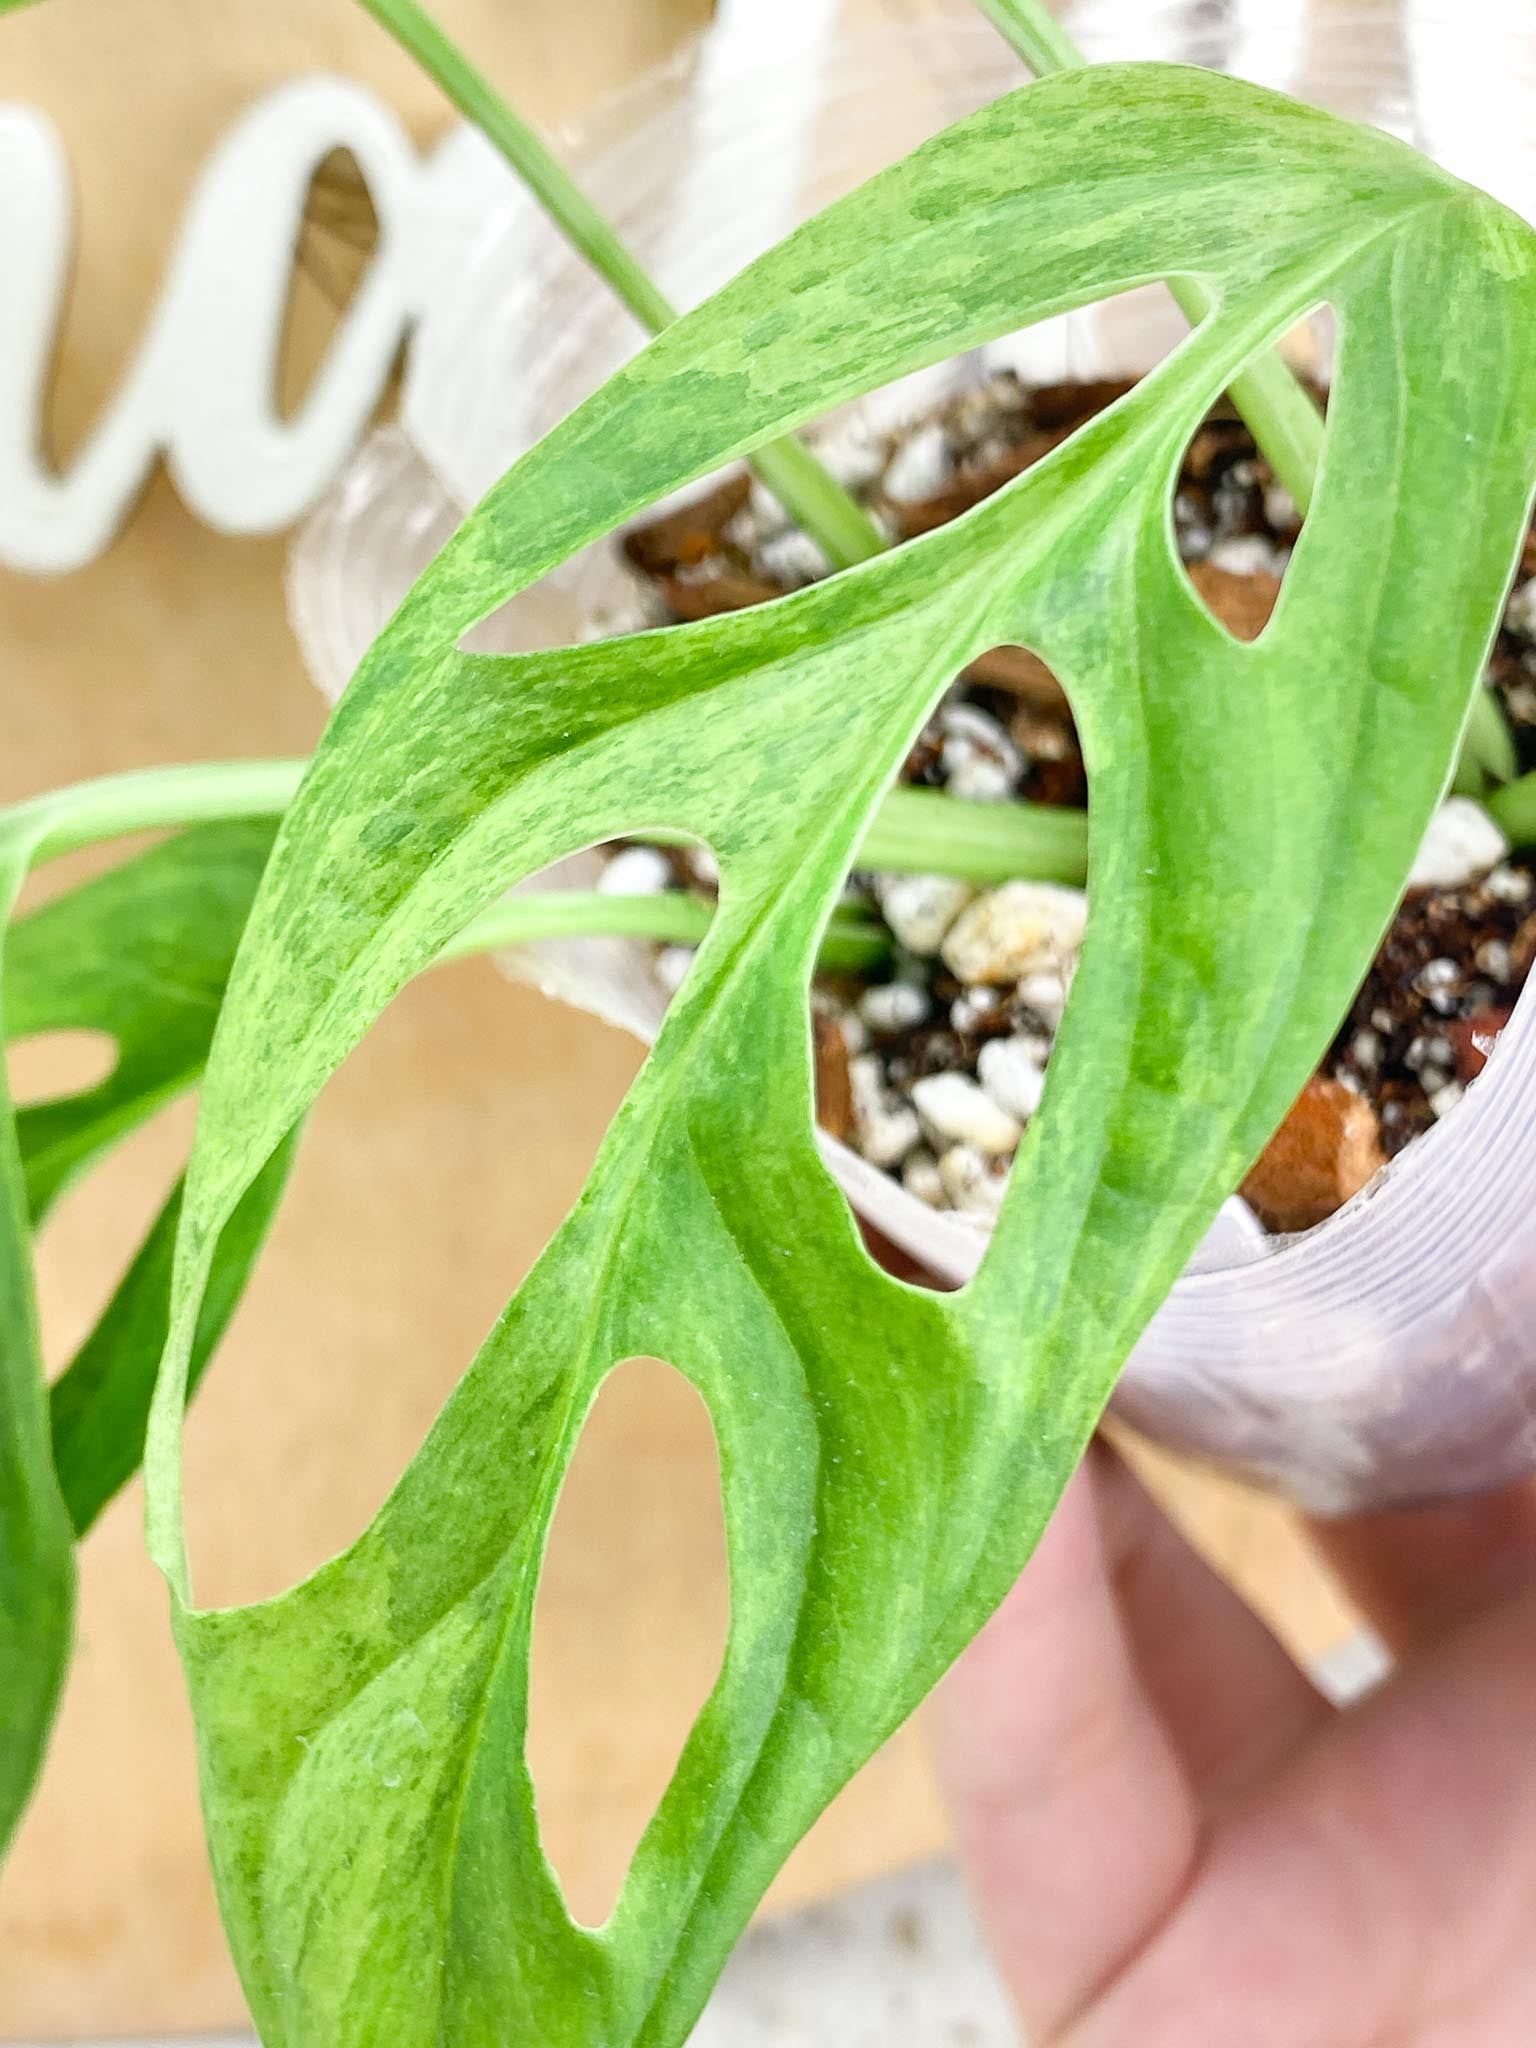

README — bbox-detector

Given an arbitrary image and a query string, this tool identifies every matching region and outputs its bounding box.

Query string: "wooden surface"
[0,0,1356,2035]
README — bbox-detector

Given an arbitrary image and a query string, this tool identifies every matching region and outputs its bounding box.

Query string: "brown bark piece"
[963,642,1070,714]
[1242,1075,1387,1234]
[812,1009,853,1141]
[623,472,751,573]
[1187,558,1284,643]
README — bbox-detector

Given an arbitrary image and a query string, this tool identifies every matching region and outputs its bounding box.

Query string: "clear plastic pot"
[290,0,1536,1512]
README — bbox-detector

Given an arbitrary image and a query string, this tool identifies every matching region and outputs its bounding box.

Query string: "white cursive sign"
[0,75,514,576]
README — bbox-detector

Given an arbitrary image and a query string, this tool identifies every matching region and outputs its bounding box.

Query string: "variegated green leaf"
[144,66,1536,2046]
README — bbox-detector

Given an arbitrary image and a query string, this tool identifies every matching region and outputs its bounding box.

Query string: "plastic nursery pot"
[290,0,1536,1513]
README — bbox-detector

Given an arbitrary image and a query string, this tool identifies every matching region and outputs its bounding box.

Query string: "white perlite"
[655,945,695,995]
[939,702,1022,804]
[874,873,974,957]
[977,1034,1048,1122]
[1206,532,1286,578]
[850,1054,922,1168]
[938,1142,1008,1218]
[1017,963,1071,1029]
[881,422,951,504]
[940,881,1088,986]
[1505,576,1536,641]
[911,1071,1022,1157]
[598,844,673,896]
[857,980,929,1034]
[1408,797,1510,890]
[900,1148,946,1207]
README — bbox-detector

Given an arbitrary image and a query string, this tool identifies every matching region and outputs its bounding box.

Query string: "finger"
[1309,1475,1536,1656]
[931,1455,1199,2042]
[1061,1576,1536,2048]
[1092,1447,1331,1800]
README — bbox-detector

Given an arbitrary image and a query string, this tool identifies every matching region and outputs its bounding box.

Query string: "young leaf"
[146,67,1536,2046]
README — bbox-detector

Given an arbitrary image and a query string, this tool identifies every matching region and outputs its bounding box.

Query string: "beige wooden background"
[0,0,1354,2034]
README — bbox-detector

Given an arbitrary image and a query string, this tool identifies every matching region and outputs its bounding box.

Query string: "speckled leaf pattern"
[142,69,1536,2046]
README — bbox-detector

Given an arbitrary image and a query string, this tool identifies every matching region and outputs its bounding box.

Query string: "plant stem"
[15,762,306,865]
[862,783,1087,886]
[1484,766,1536,845]
[442,891,888,973]
[354,0,884,569]
[6,757,1084,911]
[1456,688,1520,793]
[970,0,1082,74]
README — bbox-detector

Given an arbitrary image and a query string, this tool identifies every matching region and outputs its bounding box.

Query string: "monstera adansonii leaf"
[142,65,1536,2047]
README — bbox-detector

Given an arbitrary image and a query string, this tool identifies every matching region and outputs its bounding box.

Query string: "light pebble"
[944,754,1018,804]
[941,882,1088,986]
[911,1071,1022,1157]
[747,479,790,535]
[655,945,695,996]
[685,844,721,888]
[977,1035,1048,1122]
[1408,797,1509,891]
[1016,965,1071,1030]
[837,1009,870,1057]
[600,844,673,897]
[950,986,1001,1034]
[1207,533,1284,577]
[1429,1079,1467,1120]
[814,419,886,491]
[757,528,832,586]
[1263,481,1300,530]
[901,1148,946,1208]
[882,423,952,504]
[1505,578,1536,641]
[859,980,930,1034]
[875,873,975,957]
[938,1143,1009,1219]
[850,1055,922,1168]
[1486,865,1533,905]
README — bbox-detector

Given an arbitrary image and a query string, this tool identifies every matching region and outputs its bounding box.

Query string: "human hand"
[932,1442,1536,2046]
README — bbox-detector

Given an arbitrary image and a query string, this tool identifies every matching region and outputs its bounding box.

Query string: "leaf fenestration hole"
[527,1357,728,1929]
[6,1028,118,1107]
[1172,307,1333,644]
[277,148,387,424]
[183,955,641,1607]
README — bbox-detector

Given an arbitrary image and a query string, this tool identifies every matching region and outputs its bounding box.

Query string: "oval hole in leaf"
[184,954,642,1606]
[1172,307,1333,643]
[812,639,1087,1276]
[6,1028,118,1108]
[277,147,386,424]
[527,1356,728,1929]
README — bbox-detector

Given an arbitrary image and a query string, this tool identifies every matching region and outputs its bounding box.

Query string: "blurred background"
[4,0,1490,2036]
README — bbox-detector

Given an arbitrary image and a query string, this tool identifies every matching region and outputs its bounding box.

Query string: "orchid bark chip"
[1,57,1532,2048]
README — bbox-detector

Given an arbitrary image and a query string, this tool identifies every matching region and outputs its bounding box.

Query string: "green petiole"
[1484,765,1536,845]
[5,759,1088,892]
[442,889,889,974]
